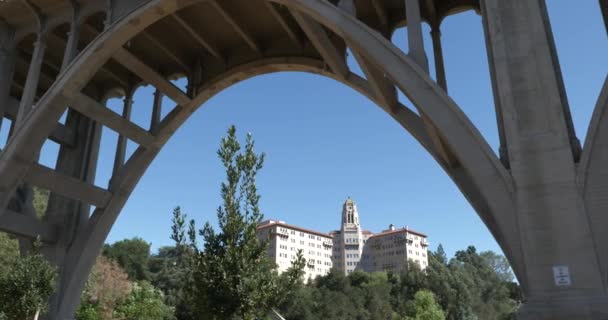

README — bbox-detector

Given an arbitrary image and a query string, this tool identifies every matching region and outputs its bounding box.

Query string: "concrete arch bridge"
[0,0,607,318]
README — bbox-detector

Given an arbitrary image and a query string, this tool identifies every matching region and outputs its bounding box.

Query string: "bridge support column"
[113,90,134,175]
[405,0,429,72]
[481,0,608,318]
[43,10,103,319]
[150,89,162,132]
[429,24,447,92]
[0,22,15,135]
[44,110,101,320]
[16,28,47,126]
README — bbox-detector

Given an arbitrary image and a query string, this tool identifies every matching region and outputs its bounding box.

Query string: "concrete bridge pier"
[482,0,608,318]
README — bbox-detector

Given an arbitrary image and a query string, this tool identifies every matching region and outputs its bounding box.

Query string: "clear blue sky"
[9,1,606,259]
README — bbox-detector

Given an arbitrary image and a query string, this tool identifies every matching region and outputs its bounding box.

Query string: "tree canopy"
[186,126,287,319]
[0,242,57,320]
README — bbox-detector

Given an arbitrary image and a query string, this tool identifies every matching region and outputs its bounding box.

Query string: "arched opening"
[104,68,502,263]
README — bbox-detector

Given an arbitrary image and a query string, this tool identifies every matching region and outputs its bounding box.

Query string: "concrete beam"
[24,164,111,208]
[113,47,191,105]
[264,2,302,48]
[419,112,459,168]
[338,0,357,16]
[370,0,389,33]
[4,97,75,147]
[77,24,132,89]
[209,1,262,54]
[70,92,155,148]
[290,10,349,79]
[169,13,224,62]
[0,208,57,242]
[351,49,398,112]
[140,30,190,72]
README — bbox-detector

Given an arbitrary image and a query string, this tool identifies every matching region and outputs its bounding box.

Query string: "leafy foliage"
[0,242,57,320]
[186,126,284,319]
[113,282,174,320]
[150,212,197,320]
[103,238,151,281]
[77,256,132,319]
[77,257,174,320]
[278,245,519,320]
[406,290,445,320]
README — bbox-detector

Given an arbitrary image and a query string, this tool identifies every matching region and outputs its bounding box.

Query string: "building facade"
[258,198,429,278]
[257,220,334,280]
[363,225,429,273]
[332,197,429,274]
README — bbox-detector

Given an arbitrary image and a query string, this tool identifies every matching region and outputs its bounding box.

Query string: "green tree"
[406,290,445,320]
[114,282,173,320]
[103,237,151,281]
[157,207,197,320]
[480,251,514,283]
[451,246,515,319]
[187,126,280,320]
[0,241,57,320]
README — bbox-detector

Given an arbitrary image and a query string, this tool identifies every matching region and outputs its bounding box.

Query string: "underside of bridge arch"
[0,0,607,319]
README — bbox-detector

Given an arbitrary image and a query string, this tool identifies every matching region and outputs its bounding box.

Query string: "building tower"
[332,197,366,274]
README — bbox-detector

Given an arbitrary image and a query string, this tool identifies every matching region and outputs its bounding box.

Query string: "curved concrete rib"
[579,75,608,285]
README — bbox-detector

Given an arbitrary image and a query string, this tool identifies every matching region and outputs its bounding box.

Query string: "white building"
[331,197,429,274]
[258,197,429,278]
[363,224,429,272]
[257,220,333,280]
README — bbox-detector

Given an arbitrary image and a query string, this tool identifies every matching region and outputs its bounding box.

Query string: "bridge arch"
[0,0,524,318]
